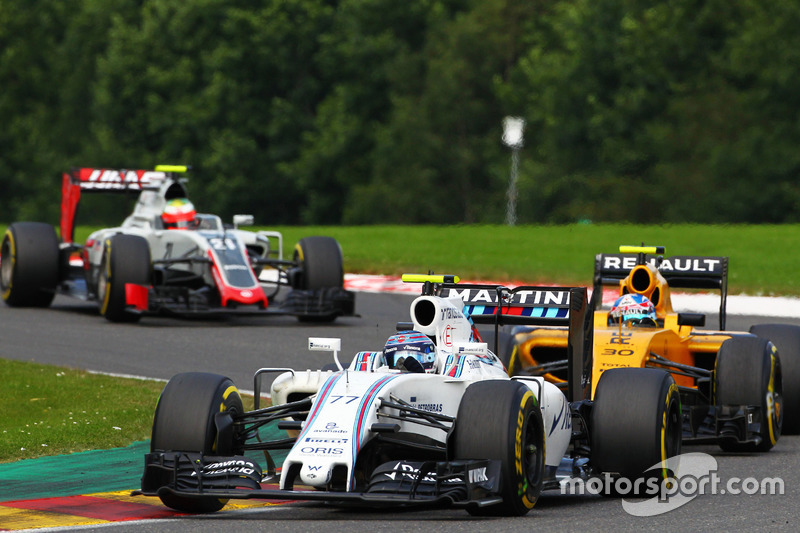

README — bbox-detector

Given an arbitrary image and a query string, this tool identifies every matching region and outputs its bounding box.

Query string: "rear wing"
[593,251,728,328]
[60,166,187,243]
[435,282,589,402]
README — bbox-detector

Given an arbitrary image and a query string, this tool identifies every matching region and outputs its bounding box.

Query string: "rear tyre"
[591,368,681,494]
[292,236,344,323]
[1,222,60,307]
[453,380,544,516]
[151,372,244,513]
[97,234,150,322]
[750,324,800,435]
[292,236,343,290]
[715,336,782,452]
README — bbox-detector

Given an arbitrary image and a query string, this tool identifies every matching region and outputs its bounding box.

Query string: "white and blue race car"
[138,275,681,515]
[1,166,354,322]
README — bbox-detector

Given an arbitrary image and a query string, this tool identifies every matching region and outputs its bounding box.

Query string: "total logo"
[444,325,453,347]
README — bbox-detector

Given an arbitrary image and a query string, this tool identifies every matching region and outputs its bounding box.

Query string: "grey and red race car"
[1,166,355,322]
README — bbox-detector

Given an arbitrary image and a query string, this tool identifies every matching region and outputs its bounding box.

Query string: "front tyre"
[1,222,60,307]
[750,324,800,435]
[453,380,544,516]
[292,236,344,290]
[150,372,244,513]
[97,234,150,322]
[715,336,782,452]
[591,368,682,493]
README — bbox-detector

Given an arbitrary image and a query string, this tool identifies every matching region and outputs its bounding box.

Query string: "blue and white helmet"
[608,294,657,326]
[383,331,436,373]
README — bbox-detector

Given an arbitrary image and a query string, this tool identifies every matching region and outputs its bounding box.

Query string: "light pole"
[502,116,525,226]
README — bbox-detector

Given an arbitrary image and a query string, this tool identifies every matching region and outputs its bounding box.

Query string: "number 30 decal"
[601,348,635,356]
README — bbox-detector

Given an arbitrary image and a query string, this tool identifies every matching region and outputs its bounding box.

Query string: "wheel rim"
[665,399,681,460]
[522,410,543,492]
[0,239,12,291]
[766,355,783,445]
[97,270,107,302]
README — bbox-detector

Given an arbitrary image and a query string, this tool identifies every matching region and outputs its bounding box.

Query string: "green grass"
[0,359,165,463]
[0,359,259,464]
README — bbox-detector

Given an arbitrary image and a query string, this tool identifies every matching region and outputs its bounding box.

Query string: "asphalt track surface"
[2,291,800,531]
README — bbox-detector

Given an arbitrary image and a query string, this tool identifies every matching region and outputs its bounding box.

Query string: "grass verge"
[0,359,165,463]
[0,359,260,464]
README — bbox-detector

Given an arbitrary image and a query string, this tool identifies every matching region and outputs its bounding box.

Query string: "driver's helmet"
[383,330,436,373]
[608,294,657,327]
[162,198,196,229]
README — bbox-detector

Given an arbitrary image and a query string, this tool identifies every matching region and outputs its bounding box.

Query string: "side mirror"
[232,214,254,228]
[677,313,705,327]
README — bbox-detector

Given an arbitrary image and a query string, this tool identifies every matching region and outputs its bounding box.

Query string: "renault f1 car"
[497,245,799,453]
[137,275,682,515]
[1,166,355,322]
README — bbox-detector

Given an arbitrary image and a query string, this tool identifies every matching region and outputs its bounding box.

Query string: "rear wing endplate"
[436,283,589,402]
[593,253,728,328]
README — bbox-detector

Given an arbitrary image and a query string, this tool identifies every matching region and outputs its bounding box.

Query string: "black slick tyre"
[150,372,244,513]
[97,234,150,322]
[750,324,800,435]
[714,335,782,452]
[292,236,343,290]
[452,380,544,516]
[591,368,681,493]
[1,222,60,307]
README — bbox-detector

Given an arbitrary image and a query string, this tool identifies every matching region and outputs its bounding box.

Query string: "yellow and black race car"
[495,246,799,453]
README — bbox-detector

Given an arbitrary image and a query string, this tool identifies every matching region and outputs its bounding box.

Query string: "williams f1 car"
[138,275,682,515]
[1,166,355,322]
[497,245,799,453]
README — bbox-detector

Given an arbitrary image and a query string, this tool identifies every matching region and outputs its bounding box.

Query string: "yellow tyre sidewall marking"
[660,382,679,483]
[515,390,537,510]
[212,384,240,508]
[766,346,778,446]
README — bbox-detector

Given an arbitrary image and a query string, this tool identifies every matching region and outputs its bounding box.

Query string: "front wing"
[138,451,502,510]
[125,284,356,319]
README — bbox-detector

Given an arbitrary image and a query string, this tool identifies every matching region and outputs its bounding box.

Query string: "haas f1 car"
[138,275,682,516]
[499,245,799,453]
[1,166,355,322]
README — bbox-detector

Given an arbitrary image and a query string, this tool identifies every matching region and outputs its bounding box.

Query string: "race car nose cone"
[299,462,333,487]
